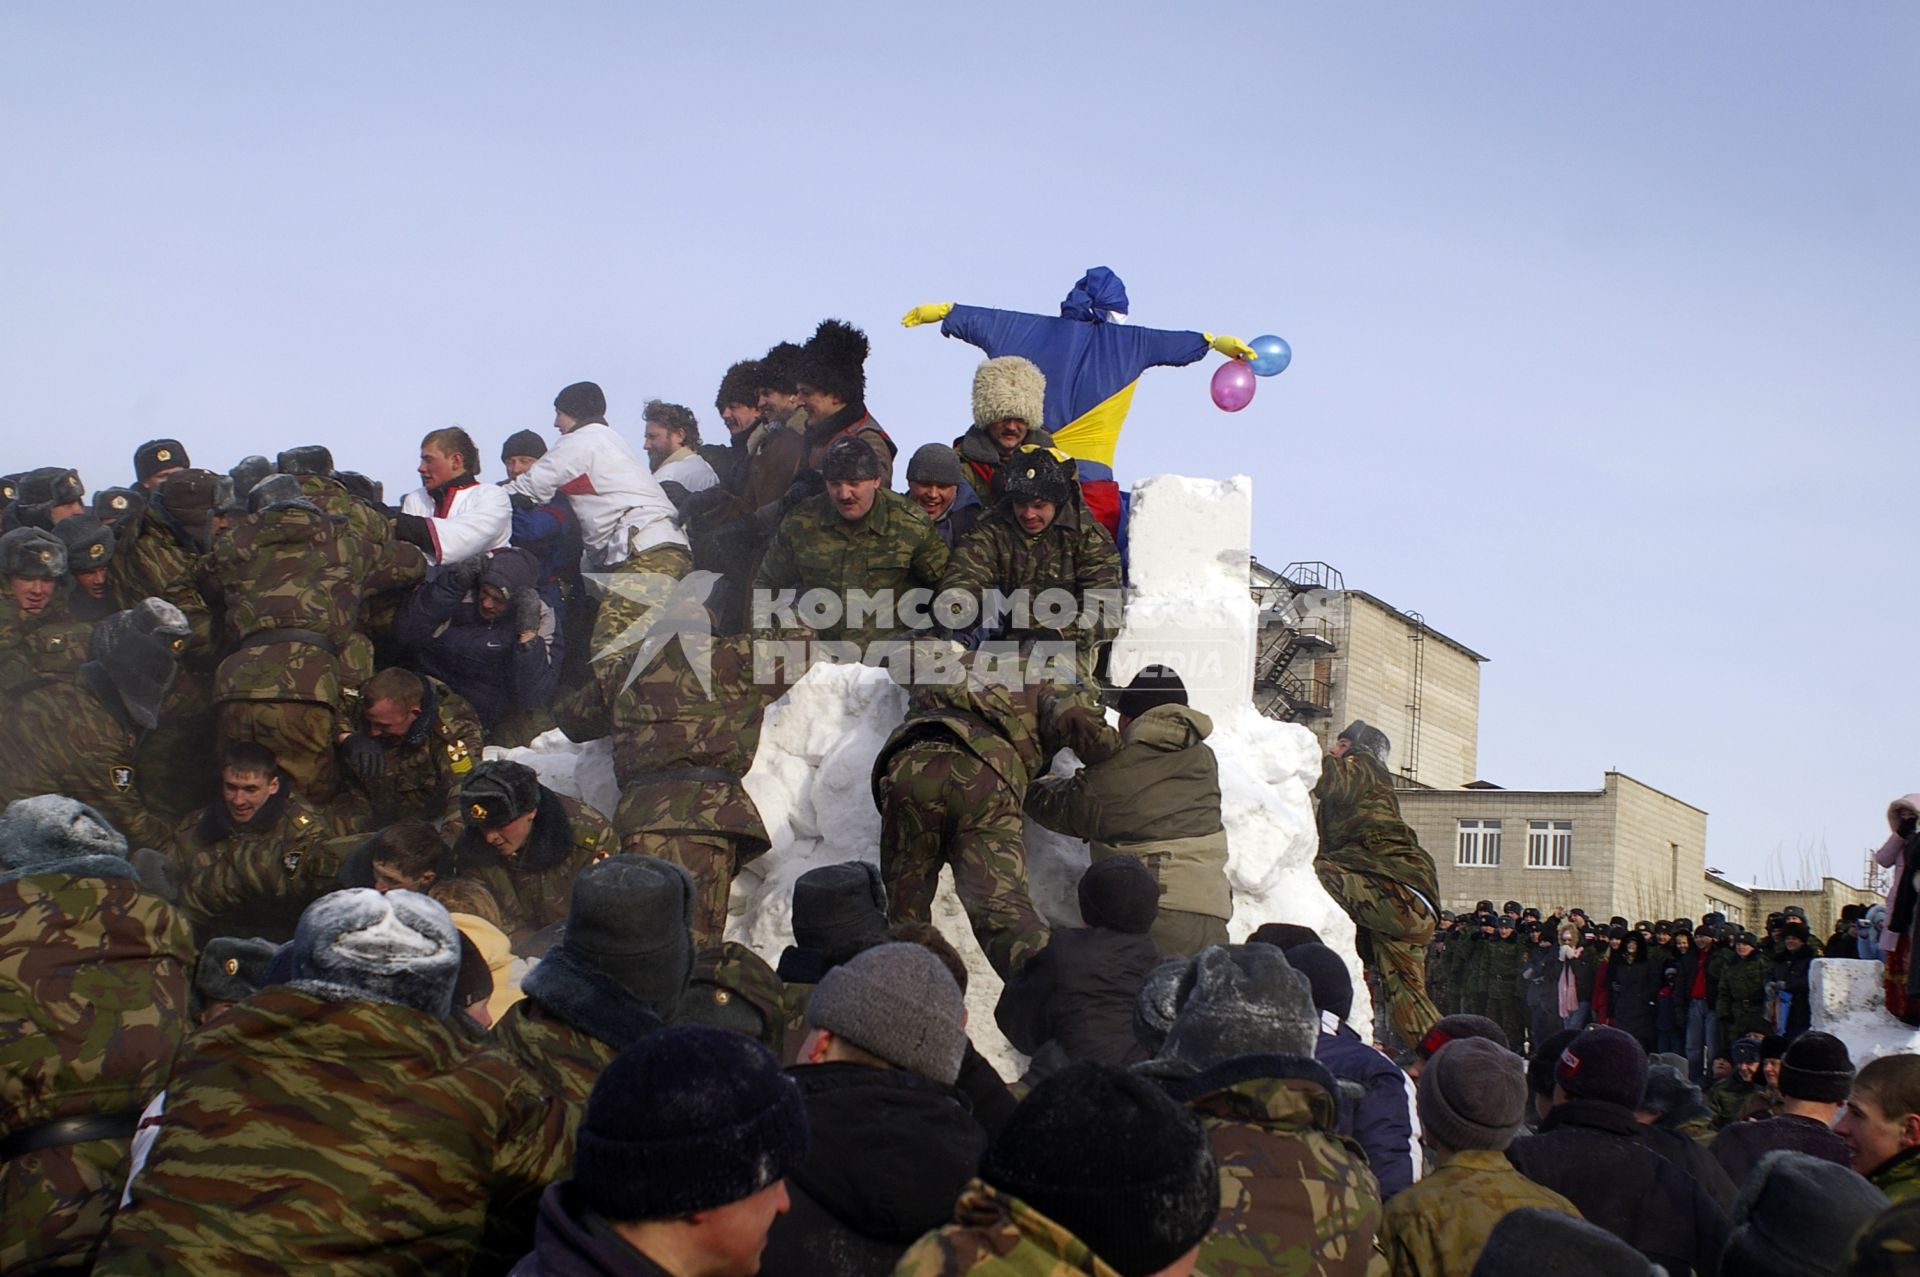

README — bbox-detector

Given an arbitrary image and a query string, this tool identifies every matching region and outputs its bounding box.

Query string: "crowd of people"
[2,310,1918,1275]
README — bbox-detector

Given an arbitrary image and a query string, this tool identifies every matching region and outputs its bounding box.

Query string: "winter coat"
[651,446,718,494]
[402,477,513,564]
[1875,794,1920,953]
[1709,1113,1851,1188]
[1639,1120,1736,1213]
[933,480,982,550]
[1609,957,1662,1047]
[448,788,617,947]
[1714,949,1771,1038]
[799,402,897,482]
[1025,704,1231,921]
[503,422,685,569]
[1505,1098,1730,1276]
[394,568,561,729]
[509,1182,673,1277]
[0,668,180,851]
[1311,751,1440,907]
[346,675,485,826]
[1769,946,1816,1037]
[893,1179,1122,1277]
[1677,945,1722,1011]
[1316,1023,1417,1200]
[1377,1149,1580,1277]
[172,788,343,943]
[759,1063,987,1277]
[951,421,1055,498]
[993,926,1160,1074]
[938,495,1122,668]
[755,489,948,650]
[0,592,89,699]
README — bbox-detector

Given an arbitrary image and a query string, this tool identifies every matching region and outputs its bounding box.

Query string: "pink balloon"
[1210,359,1257,412]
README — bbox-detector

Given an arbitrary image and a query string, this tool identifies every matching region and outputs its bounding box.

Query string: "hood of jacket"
[1120,703,1213,750]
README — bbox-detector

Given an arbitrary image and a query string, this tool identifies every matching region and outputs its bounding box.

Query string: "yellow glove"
[1204,332,1256,361]
[901,302,955,328]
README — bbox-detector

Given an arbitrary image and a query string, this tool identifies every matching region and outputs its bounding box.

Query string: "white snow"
[1812,957,1920,1062]
[496,473,1363,1074]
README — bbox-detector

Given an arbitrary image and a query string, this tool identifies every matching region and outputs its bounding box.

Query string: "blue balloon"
[1248,334,1292,377]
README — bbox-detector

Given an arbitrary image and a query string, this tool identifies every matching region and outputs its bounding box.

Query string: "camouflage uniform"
[344,676,484,826]
[284,471,429,681]
[589,542,693,690]
[1424,925,1454,1016]
[894,1178,1126,1277]
[678,941,788,1052]
[0,673,178,850]
[1484,933,1527,1054]
[873,665,1119,980]
[1,872,194,1272]
[1185,1066,1386,1277]
[170,790,345,943]
[99,986,569,1276]
[0,594,90,699]
[938,498,1122,674]
[1704,1076,1758,1128]
[1715,950,1770,1042]
[1377,1149,1580,1276]
[107,505,215,667]
[1872,1146,1920,1207]
[754,489,948,651]
[488,996,617,1130]
[446,790,617,946]
[1311,751,1442,1047]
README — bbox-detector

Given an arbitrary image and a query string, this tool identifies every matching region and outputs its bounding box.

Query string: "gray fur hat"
[1160,943,1320,1069]
[228,455,274,501]
[248,473,321,515]
[289,888,462,1017]
[1134,956,1191,1055]
[806,941,967,1084]
[789,860,888,952]
[0,795,129,872]
[52,515,115,571]
[1720,1150,1887,1277]
[17,466,84,507]
[905,442,964,487]
[1,526,66,580]
[972,356,1046,432]
[93,486,145,528]
[1337,719,1391,763]
[89,597,190,730]
[820,436,886,482]
[275,445,334,476]
[562,855,696,1018]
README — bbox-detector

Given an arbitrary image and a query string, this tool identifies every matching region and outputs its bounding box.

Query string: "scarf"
[1558,961,1580,1018]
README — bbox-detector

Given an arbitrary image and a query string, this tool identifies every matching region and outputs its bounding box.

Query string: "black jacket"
[758,1062,987,1277]
[1709,1112,1852,1189]
[1507,1099,1730,1276]
[993,926,1159,1077]
[1640,1120,1737,1212]
[1770,947,1816,1038]
[509,1182,672,1277]
[1609,958,1662,1046]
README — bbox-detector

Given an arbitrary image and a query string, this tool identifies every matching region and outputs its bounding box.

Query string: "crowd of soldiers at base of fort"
[1,314,1915,1276]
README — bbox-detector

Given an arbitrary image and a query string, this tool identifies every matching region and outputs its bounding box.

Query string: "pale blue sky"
[4,4,1915,886]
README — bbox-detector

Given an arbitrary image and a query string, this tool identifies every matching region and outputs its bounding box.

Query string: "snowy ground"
[1813,957,1920,1062]
[499,474,1359,1074]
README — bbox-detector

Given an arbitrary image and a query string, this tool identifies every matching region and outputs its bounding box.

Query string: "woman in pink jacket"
[1874,793,1920,1021]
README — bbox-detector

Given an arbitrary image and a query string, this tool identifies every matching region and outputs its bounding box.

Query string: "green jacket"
[344,676,484,826]
[755,488,948,650]
[1872,1144,1920,1207]
[1311,751,1438,906]
[893,1180,1125,1276]
[1025,704,1231,920]
[108,505,215,673]
[1715,950,1771,1038]
[172,790,346,943]
[0,671,177,850]
[938,499,1121,665]
[446,789,616,946]
[0,593,89,699]
[1378,1149,1580,1276]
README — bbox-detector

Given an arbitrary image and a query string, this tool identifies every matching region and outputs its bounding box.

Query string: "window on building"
[1457,819,1502,868]
[1526,820,1573,869]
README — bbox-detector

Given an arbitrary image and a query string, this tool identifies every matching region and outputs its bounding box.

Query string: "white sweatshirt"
[503,422,686,567]
[400,479,512,564]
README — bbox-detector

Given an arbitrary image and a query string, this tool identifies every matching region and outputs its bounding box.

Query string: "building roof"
[1347,591,1489,663]
[1399,771,1708,816]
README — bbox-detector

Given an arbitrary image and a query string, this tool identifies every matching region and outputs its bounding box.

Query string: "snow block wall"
[502,473,1360,1073]
[1814,957,1920,1062]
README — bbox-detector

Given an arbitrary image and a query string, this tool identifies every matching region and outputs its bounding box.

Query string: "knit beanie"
[1077,855,1159,935]
[1,526,65,580]
[89,597,190,730]
[789,860,888,952]
[561,855,696,1018]
[905,442,964,486]
[133,439,188,483]
[1160,943,1320,1068]
[806,941,967,1084]
[479,547,539,598]
[574,1025,809,1221]
[1336,719,1391,764]
[820,436,885,481]
[500,428,547,462]
[289,888,463,1017]
[194,935,278,1008]
[1285,942,1354,1024]
[0,795,129,872]
[1780,1031,1856,1103]
[1555,1025,1649,1109]
[1721,1150,1888,1277]
[276,445,335,476]
[1470,1207,1659,1277]
[971,356,1046,433]
[460,760,543,830]
[1417,1013,1511,1061]
[1134,957,1191,1055]
[1248,922,1323,952]
[981,1061,1217,1277]
[53,514,115,571]
[797,318,868,404]
[1116,665,1188,720]
[1420,1037,1528,1152]
[553,381,607,424]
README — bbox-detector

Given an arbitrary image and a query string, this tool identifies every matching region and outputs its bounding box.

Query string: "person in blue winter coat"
[394,546,561,741]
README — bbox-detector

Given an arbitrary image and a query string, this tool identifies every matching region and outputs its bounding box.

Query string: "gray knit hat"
[1722,1150,1887,1277]
[1419,1037,1528,1151]
[0,795,128,872]
[1160,943,1320,1069]
[805,941,967,1084]
[905,443,964,486]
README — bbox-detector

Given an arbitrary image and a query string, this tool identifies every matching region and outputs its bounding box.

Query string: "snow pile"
[500,473,1359,1073]
[1813,957,1920,1062]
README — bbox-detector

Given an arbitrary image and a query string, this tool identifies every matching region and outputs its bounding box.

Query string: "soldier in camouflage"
[339,667,484,826]
[0,526,90,699]
[0,796,195,1274]
[1311,720,1442,1048]
[101,888,569,1275]
[1484,914,1528,1055]
[676,940,789,1053]
[446,759,618,948]
[1425,913,1456,1016]
[872,646,1120,979]
[54,513,122,623]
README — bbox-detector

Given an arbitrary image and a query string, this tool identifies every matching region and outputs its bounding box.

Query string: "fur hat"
[228,455,273,501]
[1248,922,1323,952]
[797,318,869,404]
[715,360,761,412]
[53,514,115,571]
[1116,665,1188,720]
[789,860,888,952]
[17,467,84,507]
[1420,1037,1527,1151]
[275,445,335,476]
[133,439,188,483]
[158,468,225,532]
[93,486,145,528]
[248,474,320,515]
[1639,1060,1699,1117]
[1134,957,1191,1055]
[1337,719,1392,763]
[335,471,383,507]
[553,381,607,424]
[562,855,695,1018]
[459,759,542,829]
[1779,1031,1855,1103]
[971,356,1046,433]
[1417,1013,1511,1060]
[195,936,279,1008]
[1077,855,1159,935]
[806,941,967,1084]
[89,597,190,730]
[0,795,129,873]
[980,1061,1218,1277]
[757,342,804,394]
[1556,1025,1649,1109]
[500,429,546,462]
[1721,1150,1888,1277]
[999,447,1075,508]
[820,436,885,482]
[905,442,964,487]
[1470,1208,1659,1276]
[1731,1037,1763,1065]
[289,888,462,1016]
[1160,943,1320,1068]
[1285,942,1354,1023]
[574,1025,809,1221]
[1,526,65,579]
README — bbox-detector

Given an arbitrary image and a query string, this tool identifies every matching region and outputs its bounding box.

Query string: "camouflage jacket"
[448,789,617,945]
[1177,1055,1385,1277]
[100,986,569,1277]
[283,473,430,687]
[346,676,484,826]
[0,592,90,699]
[938,500,1122,660]
[490,996,617,1126]
[1873,1144,1920,1207]
[874,662,1119,803]
[1715,951,1770,1037]
[755,488,948,649]
[202,505,365,709]
[1311,751,1439,905]
[1704,1077,1759,1128]
[0,869,194,1273]
[893,1179,1126,1277]
[172,789,346,943]
[1378,1149,1579,1276]
[107,505,215,672]
[0,670,177,850]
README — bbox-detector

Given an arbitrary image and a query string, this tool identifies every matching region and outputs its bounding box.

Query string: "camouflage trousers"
[589,542,692,690]
[0,1138,130,1273]
[879,743,1049,980]
[216,699,340,803]
[1487,992,1528,1057]
[1315,861,1441,1048]
[621,830,738,951]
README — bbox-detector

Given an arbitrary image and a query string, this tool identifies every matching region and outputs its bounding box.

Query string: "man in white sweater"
[396,426,512,565]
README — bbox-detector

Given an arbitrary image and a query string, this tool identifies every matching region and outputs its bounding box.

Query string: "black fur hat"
[797,318,869,404]
[999,447,1075,507]
[276,445,335,476]
[93,486,145,529]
